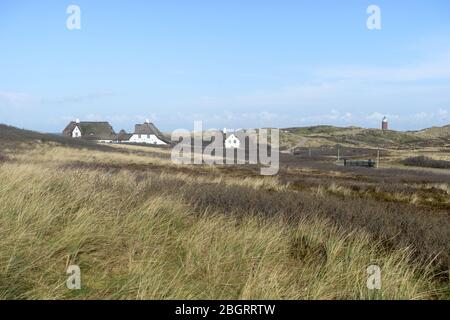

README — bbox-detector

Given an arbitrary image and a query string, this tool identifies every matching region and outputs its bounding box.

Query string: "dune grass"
[0,145,444,299]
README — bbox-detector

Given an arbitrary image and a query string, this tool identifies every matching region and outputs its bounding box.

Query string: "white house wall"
[225,134,240,149]
[129,134,167,145]
[72,126,81,138]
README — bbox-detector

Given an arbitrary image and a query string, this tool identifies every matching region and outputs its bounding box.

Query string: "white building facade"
[128,133,167,145]
[128,120,169,145]
[72,126,82,138]
[225,133,240,149]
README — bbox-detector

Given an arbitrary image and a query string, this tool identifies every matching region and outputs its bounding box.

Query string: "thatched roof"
[116,129,133,141]
[63,121,116,140]
[134,122,162,135]
[133,122,170,143]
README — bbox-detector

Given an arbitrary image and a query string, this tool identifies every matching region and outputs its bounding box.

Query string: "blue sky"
[1,0,449,132]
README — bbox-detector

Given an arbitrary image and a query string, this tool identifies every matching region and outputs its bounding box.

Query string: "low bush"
[401,156,450,169]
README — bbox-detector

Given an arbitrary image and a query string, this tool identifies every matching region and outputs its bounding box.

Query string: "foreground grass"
[0,150,442,299]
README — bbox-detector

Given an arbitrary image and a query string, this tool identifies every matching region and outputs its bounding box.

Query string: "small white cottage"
[225,133,240,149]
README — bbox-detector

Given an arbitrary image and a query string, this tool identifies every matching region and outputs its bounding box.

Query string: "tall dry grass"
[0,151,443,299]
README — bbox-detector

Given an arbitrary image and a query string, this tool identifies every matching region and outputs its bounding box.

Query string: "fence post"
[377,148,380,168]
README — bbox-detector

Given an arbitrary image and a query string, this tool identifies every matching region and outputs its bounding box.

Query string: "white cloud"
[437,108,449,120]
[41,91,116,104]
[0,91,37,106]
[179,50,450,131]
[62,113,156,125]
[315,53,450,82]
[0,90,117,109]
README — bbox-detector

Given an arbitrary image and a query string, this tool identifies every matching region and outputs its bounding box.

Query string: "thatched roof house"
[63,119,168,145]
[63,120,116,141]
[128,120,169,144]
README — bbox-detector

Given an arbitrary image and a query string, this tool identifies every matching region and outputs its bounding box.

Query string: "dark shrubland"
[401,156,450,169]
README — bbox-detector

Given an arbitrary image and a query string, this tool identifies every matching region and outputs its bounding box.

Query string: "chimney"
[75,118,80,124]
